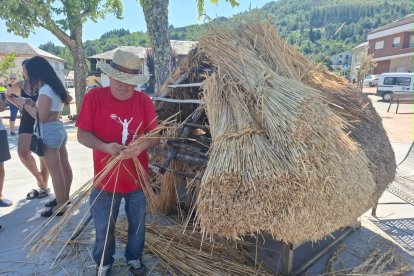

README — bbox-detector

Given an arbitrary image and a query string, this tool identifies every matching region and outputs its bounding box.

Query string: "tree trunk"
[69,27,87,114]
[141,0,171,94]
[49,25,87,114]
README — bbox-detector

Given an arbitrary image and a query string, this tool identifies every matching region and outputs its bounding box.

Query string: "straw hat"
[97,49,149,85]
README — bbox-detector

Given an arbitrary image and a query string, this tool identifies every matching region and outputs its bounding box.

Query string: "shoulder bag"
[30,112,45,156]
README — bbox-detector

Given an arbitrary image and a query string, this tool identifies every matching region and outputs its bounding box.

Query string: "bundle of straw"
[194,23,377,243]
[115,219,272,275]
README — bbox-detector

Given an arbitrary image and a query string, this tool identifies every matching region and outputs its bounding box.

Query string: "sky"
[0,0,273,47]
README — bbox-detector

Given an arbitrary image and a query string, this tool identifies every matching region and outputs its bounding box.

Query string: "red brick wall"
[368,31,413,58]
[374,60,391,74]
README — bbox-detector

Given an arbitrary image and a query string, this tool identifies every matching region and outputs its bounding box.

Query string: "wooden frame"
[280,221,361,275]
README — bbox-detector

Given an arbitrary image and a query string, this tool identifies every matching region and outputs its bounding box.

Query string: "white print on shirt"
[110,114,133,145]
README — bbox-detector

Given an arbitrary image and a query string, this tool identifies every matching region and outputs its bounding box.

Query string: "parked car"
[363,74,380,87]
[376,72,414,102]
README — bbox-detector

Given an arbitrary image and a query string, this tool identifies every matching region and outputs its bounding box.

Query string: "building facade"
[330,51,352,71]
[367,14,414,74]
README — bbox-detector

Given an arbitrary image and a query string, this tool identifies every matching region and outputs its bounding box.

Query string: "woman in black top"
[6,61,49,199]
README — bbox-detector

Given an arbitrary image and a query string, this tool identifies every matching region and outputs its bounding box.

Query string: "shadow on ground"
[371,217,414,255]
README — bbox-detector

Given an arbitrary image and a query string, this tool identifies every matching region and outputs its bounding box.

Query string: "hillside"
[260,0,412,63]
[40,0,412,71]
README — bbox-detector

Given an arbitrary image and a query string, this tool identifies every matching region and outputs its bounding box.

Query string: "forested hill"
[260,0,412,62]
[40,0,412,70]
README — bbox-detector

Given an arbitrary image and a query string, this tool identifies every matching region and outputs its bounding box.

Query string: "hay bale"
[156,21,394,243]
[197,66,375,243]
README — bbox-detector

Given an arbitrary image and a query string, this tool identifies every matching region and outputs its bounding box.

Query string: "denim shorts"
[37,121,67,149]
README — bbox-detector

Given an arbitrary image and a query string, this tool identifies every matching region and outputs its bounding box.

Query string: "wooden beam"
[168,82,203,88]
[159,72,189,98]
[153,97,203,104]
[183,122,209,130]
[149,163,200,179]
[149,147,207,165]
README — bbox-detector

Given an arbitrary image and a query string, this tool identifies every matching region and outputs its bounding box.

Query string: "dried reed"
[115,219,272,275]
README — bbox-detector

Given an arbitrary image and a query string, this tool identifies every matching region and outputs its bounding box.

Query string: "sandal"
[26,189,39,200]
[45,198,57,207]
[37,188,50,199]
[45,198,71,208]
[0,198,13,207]
[41,207,65,218]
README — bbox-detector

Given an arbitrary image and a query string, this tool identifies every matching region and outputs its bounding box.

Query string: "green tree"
[0,53,16,80]
[0,0,123,113]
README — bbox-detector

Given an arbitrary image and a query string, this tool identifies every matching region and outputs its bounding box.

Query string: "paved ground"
[0,87,413,275]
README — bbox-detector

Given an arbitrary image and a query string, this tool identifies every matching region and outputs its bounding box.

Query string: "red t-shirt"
[76,87,158,193]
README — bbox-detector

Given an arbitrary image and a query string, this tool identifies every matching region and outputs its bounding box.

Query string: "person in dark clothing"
[6,61,49,200]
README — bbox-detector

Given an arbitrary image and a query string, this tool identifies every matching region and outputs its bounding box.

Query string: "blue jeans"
[90,188,146,266]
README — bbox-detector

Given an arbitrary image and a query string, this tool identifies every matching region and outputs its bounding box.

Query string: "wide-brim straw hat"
[97,49,149,85]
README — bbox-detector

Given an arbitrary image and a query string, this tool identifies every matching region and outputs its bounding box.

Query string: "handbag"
[30,112,45,156]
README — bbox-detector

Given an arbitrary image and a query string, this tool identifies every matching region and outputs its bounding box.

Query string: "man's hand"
[121,143,145,159]
[103,142,125,156]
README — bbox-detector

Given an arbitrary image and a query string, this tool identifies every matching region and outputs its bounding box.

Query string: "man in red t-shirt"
[76,49,159,276]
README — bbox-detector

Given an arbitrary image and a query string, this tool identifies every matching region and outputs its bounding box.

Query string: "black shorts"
[0,130,11,162]
[19,109,35,134]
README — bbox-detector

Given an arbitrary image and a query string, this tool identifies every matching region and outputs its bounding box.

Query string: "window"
[396,77,411,86]
[383,77,394,85]
[410,35,414,48]
[392,37,400,48]
[339,54,343,58]
[375,40,384,51]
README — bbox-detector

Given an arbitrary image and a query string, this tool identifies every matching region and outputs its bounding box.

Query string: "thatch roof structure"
[156,22,395,244]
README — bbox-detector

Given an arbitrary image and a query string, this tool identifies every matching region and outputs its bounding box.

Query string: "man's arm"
[77,128,124,156]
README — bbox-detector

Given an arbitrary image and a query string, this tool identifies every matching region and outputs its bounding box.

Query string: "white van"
[376,72,414,102]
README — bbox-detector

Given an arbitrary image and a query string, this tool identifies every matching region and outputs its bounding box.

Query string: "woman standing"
[14,56,72,217]
[6,61,49,200]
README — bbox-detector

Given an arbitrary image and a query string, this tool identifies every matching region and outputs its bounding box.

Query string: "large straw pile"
[115,220,272,275]
[157,21,395,244]
[195,30,375,242]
